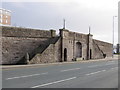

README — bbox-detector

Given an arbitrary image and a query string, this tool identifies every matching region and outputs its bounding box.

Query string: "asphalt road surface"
[2,59,118,88]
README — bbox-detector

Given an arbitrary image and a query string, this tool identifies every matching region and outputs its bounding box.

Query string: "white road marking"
[86,70,106,76]
[31,77,76,88]
[88,65,99,68]
[105,62,116,65]
[111,67,118,70]
[61,68,80,72]
[6,72,48,80]
[108,61,115,63]
[101,70,106,72]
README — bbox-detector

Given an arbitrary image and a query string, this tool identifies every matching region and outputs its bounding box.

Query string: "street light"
[112,16,117,58]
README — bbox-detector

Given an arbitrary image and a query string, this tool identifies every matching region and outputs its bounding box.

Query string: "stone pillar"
[50,29,56,37]
[59,29,69,62]
[73,32,76,61]
[26,53,30,64]
[87,34,93,60]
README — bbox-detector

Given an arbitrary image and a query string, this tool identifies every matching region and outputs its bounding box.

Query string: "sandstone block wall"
[29,38,61,64]
[29,44,55,64]
[68,31,88,60]
[1,26,113,65]
[94,39,112,57]
[60,29,93,61]
[60,29,112,61]
[54,38,62,62]
[1,26,56,64]
[2,26,54,38]
[2,37,48,64]
[92,40,104,59]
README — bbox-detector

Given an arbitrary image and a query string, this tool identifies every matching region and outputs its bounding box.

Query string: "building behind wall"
[1,26,113,65]
[0,8,11,25]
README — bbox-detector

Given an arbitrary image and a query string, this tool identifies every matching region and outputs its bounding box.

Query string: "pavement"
[1,55,118,69]
[2,56,118,88]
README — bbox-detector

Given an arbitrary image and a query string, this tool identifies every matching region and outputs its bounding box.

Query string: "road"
[2,59,118,88]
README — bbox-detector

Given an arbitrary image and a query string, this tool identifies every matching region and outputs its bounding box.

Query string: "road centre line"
[88,65,99,68]
[6,72,48,80]
[105,63,115,65]
[86,70,106,76]
[31,77,77,88]
[108,61,115,63]
[105,61,117,65]
[111,67,118,70]
[61,68,80,72]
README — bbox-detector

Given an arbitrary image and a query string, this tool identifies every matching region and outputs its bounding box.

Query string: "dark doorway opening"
[90,49,92,59]
[103,54,106,58]
[64,48,67,61]
[76,42,82,58]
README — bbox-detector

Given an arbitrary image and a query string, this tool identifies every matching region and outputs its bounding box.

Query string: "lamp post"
[112,16,117,58]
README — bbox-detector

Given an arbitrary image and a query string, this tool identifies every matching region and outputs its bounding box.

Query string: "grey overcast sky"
[2,0,119,44]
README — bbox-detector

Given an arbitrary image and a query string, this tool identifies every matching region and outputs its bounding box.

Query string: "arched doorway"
[64,48,67,61]
[76,42,82,58]
[90,49,92,59]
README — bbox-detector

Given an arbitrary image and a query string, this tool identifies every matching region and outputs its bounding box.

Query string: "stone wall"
[59,29,112,61]
[60,29,92,61]
[29,38,61,64]
[73,33,88,60]
[54,38,62,62]
[92,40,104,59]
[1,26,56,64]
[94,39,112,57]
[2,26,55,38]
[29,44,55,64]
[2,37,50,64]
[59,29,74,62]
[1,26,113,65]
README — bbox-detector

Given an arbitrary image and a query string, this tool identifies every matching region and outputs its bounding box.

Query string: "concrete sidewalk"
[1,56,118,70]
